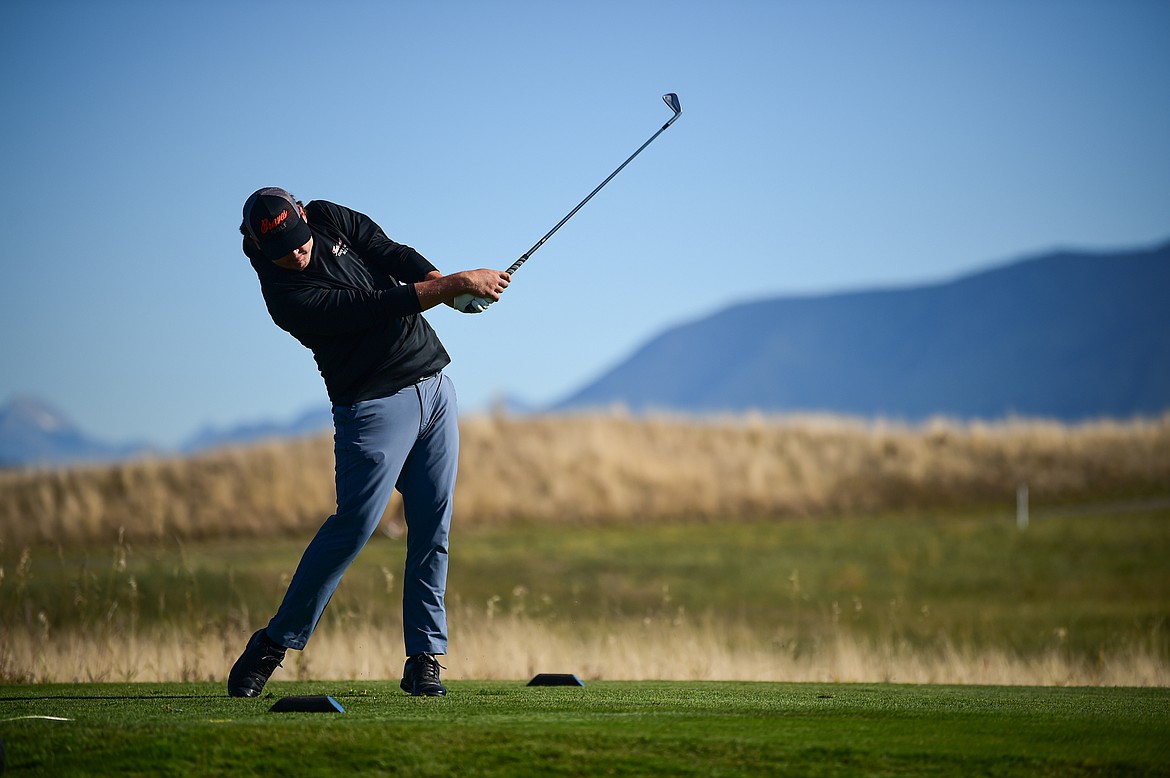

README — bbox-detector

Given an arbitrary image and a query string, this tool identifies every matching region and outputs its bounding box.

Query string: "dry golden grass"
[4,612,1166,687]
[2,412,1169,547]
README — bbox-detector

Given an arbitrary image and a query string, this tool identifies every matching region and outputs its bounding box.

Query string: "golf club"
[455,93,682,313]
[508,92,682,276]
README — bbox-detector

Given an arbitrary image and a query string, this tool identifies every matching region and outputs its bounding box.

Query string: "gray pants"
[266,372,458,657]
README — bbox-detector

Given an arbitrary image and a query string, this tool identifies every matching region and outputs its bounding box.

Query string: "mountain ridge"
[553,240,1170,420]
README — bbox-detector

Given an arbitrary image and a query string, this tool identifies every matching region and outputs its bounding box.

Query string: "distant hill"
[0,397,153,468]
[554,241,1170,421]
[0,397,331,469]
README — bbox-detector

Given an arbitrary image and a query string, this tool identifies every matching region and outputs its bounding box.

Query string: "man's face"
[272,236,313,271]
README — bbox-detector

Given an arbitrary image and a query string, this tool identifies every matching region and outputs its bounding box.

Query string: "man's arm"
[264,268,510,335]
[414,269,511,311]
[265,284,423,337]
[307,202,511,307]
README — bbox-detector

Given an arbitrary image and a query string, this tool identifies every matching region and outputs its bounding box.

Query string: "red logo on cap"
[260,209,289,235]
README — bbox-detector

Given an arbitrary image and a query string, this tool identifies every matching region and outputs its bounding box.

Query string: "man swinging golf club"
[228,187,510,697]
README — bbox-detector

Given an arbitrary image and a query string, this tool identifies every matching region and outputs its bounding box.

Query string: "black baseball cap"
[242,187,313,261]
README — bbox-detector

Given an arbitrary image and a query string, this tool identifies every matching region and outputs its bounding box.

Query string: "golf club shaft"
[507,94,681,276]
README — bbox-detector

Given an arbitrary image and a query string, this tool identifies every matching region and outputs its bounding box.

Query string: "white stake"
[1017,484,1030,530]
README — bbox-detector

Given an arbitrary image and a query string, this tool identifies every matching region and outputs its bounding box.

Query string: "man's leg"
[397,373,460,658]
[267,392,421,649]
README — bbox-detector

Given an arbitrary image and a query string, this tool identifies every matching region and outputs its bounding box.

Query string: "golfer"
[228,187,509,697]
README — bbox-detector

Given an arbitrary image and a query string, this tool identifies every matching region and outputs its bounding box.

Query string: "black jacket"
[245,200,450,405]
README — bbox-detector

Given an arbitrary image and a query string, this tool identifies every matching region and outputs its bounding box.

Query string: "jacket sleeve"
[264,283,423,337]
[313,201,438,282]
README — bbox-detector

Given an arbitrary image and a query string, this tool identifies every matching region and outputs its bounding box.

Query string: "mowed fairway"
[1,680,1167,776]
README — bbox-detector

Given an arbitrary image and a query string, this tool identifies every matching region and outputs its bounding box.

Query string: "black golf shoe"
[400,653,447,696]
[227,629,286,698]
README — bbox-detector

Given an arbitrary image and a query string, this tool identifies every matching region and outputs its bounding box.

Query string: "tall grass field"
[3,413,1168,546]
[2,489,1167,685]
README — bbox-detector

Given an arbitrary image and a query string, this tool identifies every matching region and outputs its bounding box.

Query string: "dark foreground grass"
[1,681,1167,776]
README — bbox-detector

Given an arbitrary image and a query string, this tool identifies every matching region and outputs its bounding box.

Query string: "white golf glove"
[452,293,493,314]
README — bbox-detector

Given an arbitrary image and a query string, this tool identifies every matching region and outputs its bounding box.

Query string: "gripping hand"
[452,293,493,314]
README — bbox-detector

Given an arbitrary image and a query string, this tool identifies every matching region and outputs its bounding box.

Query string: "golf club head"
[662,93,682,126]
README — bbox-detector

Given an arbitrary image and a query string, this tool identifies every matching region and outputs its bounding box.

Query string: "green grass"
[449,509,1170,657]
[5,508,1167,667]
[2,681,1167,776]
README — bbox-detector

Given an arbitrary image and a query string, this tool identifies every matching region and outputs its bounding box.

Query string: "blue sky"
[2,0,1168,448]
